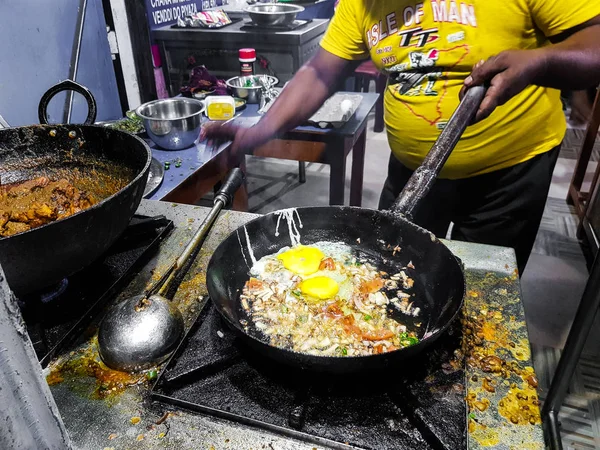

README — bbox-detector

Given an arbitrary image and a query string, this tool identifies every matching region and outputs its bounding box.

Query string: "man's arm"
[202,48,356,153]
[253,49,357,140]
[463,15,600,122]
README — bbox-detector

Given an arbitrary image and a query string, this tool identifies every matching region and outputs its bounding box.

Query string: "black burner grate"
[20,215,174,366]
[152,301,467,449]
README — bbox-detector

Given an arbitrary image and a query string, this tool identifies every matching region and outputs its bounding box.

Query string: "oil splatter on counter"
[47,200,544,450]
[459,271,543,450]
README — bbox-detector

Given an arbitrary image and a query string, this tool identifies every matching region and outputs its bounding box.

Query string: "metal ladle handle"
[391,85,487,220]
[148,168,245,299]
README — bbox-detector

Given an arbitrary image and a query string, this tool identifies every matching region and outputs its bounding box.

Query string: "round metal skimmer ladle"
[98,168,245,372]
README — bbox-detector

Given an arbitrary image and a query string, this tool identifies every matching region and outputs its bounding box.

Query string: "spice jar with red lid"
[239,48,256,76]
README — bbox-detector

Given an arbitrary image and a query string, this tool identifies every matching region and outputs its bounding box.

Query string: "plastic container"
[205,96,236,121]
[239,48,256,76]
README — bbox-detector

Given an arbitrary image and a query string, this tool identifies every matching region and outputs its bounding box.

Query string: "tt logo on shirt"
[366,0,478,49]
[388,50,442,96]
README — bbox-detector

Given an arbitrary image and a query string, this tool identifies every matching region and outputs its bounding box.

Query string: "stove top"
[152,301,467,449]
[20,215,174,367]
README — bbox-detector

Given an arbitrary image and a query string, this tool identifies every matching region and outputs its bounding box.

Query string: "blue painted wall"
[0,0,122,126]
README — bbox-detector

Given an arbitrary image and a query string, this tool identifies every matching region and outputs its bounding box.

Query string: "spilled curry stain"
[498,386,541,426]
[463,272,543,449]
[47,337,146,399]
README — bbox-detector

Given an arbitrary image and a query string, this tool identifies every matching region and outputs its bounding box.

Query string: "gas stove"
[38,202,542,450]
[152,300,467,449]
[19,215,173,367]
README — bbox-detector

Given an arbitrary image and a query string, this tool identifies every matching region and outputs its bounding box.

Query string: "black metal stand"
[298,161,306,183]
[542,253,600,449]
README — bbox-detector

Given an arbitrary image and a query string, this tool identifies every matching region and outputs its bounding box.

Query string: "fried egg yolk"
[277,245,324,275]
[299,276,339,300]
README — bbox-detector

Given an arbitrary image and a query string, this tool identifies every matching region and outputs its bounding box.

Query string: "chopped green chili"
[335,346,348,356]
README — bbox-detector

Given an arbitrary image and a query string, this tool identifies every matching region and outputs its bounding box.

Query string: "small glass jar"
[239,48,256,76]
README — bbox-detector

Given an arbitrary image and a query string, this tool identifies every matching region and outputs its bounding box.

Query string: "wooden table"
[147,92,379,210]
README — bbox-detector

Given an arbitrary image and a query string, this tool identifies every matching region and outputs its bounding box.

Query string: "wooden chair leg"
[568,87,600,240]
[568,88,600,201]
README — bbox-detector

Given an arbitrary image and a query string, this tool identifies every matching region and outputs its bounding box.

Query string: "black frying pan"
[0,80,151,297]
[206,86,486,373]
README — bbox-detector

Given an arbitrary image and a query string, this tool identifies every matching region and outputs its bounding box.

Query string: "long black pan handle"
[391,85,487,220]
[38,80,97,125]
[151,168,245,299]
[215,167,245,207]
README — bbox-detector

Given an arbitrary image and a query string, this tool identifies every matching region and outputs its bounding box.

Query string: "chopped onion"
[242,246,417,357]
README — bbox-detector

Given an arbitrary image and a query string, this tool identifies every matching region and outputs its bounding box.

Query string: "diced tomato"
[362,329,395,341]
[324,303,344,318]
[358,278,384,295]
[341,315,354,326]
[319,257,336,271]
[340,315,363,337]
[246,277,264,290]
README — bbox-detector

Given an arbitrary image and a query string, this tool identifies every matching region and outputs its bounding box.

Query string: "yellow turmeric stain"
[510,443,544,450]
[480,321,497,342]
[510,338,531,361]
[498,387,541,426]
[470,421,499,446]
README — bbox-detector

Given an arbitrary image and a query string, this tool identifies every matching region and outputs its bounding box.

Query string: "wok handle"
[152,168,246,298]
[214,167,245,207]
[38,80,97,125]
[390,85,486,220]
[171,168,245,272]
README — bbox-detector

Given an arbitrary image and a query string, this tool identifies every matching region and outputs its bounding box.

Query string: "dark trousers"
[378,146,561,274]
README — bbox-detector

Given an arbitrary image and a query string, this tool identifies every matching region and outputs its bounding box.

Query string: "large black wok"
[206,87,486,373]
[0,80,151,297]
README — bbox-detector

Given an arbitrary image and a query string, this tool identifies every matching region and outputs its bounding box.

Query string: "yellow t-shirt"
[321,0,600,179]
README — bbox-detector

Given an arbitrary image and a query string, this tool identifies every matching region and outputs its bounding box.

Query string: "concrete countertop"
[48,200,544,450]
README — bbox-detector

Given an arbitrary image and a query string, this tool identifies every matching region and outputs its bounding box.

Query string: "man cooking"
[203,0,600,274]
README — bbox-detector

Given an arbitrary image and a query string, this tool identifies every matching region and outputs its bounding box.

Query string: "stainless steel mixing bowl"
[136,98,205,150]
[226,75,279,104]
[245,3,305,26]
